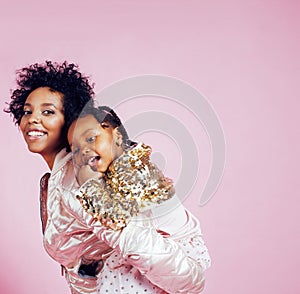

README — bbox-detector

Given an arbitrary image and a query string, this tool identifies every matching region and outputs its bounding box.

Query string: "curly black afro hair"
[4,60,95,150]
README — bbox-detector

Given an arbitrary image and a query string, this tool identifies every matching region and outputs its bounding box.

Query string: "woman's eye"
[23,109,31,115]
[86,136,96,143]
[42,109,55,115]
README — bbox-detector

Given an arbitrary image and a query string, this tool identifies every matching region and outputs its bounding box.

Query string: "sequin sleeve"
[76,143,175,230]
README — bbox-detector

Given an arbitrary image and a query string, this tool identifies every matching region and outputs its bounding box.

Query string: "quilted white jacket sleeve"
[95,197,211,293]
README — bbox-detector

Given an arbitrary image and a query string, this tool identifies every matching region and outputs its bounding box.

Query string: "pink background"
[1,1,299,293]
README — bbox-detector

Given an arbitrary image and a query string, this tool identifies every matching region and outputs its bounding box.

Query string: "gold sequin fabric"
[76,143,175,230]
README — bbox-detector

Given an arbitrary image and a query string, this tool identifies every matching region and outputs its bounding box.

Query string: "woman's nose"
[28,112,41,124]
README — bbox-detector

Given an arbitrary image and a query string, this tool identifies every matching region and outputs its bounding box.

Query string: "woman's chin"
[27,145,43,154]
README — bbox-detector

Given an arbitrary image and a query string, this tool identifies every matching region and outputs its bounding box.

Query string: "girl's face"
[68,114,124,173]
[20,87,65,168]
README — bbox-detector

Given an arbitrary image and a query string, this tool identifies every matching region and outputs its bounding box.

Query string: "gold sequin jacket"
[76,143,175,230]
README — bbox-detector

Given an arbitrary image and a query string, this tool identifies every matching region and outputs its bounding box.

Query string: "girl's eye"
[42,109,55,115]
[87,136,96,143]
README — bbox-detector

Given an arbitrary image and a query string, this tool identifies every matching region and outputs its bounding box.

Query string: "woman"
[6,62,211,293]
[5,61,106,293]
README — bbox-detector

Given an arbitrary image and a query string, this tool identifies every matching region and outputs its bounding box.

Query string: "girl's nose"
[82,146,90,155]
[80,146,91,164]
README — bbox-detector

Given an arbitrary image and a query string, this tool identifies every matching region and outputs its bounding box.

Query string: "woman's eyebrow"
[23,102,59,109]
[41,103,59,109]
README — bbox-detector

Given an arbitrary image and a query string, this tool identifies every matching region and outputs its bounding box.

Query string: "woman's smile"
[25,128,47,140]
[20,87,65,169]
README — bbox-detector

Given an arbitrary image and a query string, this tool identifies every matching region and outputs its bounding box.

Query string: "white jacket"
[44,149,210,293]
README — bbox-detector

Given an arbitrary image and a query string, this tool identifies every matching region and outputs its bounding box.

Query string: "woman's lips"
[26,130,47,140]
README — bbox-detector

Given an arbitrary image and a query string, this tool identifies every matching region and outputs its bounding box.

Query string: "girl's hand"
[77,165,104,186]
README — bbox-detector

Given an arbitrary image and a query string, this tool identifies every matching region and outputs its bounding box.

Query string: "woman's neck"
[42,149,63,170]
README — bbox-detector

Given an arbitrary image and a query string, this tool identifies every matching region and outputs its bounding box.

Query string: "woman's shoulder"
[51,149,73,175]
[49,149,79,192]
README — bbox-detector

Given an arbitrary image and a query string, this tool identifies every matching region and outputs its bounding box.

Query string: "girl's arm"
[75,143,211,292]
[93,200,211,293]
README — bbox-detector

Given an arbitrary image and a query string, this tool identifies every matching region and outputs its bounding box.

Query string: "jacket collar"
[51,149,72,175]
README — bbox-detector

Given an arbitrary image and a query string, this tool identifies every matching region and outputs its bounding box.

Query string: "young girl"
[67,105,211,293]
[5,61,109,294]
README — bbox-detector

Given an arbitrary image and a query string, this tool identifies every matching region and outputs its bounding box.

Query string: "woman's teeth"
[28,131,45,137]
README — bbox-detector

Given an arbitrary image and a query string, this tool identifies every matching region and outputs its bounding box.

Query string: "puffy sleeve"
[95,197,211,293]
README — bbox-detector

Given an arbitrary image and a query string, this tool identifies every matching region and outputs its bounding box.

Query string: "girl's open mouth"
[87,156,100,171]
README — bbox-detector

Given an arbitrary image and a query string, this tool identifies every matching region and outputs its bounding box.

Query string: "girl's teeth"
[88,156,100,165]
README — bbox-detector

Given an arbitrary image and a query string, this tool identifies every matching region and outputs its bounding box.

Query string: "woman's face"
[68,115,123,173]
[20,87,65,167]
